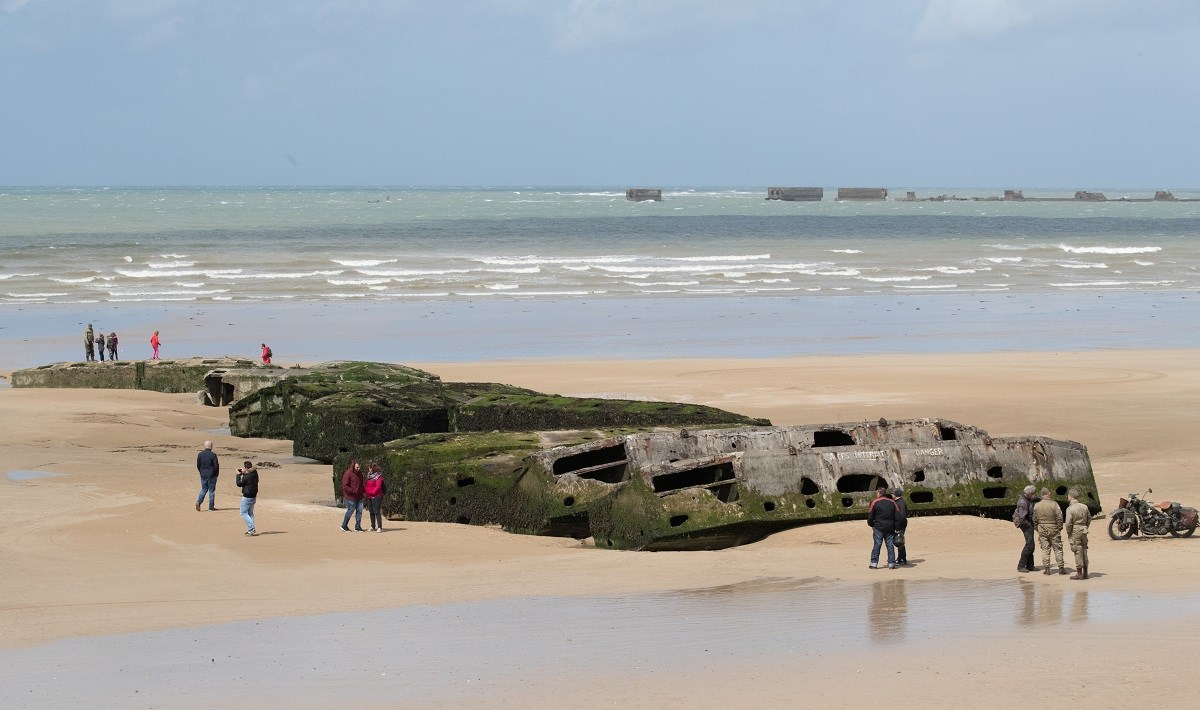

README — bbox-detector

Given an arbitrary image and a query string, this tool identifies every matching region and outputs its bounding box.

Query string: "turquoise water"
[2,187,1199,305]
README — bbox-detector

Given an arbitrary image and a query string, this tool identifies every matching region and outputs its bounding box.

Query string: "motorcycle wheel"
[1170,523,1196,538]
[1109,514,1135,540]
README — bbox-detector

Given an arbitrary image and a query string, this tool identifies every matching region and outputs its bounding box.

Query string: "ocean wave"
[147,260,196,268]
[1056,263,1108,269]
[469,289,593,296]
[123,256,133,262]
[117,268,244,278]
[485,284,520,290]
[896,284,959,289]
[214,270,343,279]
[829,249,863,254]
[1058,245,1161,255]
[51,276,96,283]
[479,256,637,266]
[332,258,398,267]
[105,289,230,297]
[858,275,932,283]
[984,257,1023,263]
[327,278,391,286]
[0,273,41,280]
[1050,280,1181,287]
[813,269,861,277]
[920,267,977,274]
[1133,261,1154,266]
[160,253,189,259]
[666,254,771,262]
[107,296,199,302]
[624,280,699,286]
[6,292,68,298]
[173,281,206,288]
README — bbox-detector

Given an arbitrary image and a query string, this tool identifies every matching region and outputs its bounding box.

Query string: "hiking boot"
[1043,567,1055,575]
[1017,566,1030,573]
[1059,567,1069,575]
[1070,566,1085,580]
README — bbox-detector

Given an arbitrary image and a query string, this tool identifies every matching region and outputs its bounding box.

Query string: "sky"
[2,0,1199,188]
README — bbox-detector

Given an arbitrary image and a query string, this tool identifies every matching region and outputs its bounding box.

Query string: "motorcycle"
[1109,489,1199,540]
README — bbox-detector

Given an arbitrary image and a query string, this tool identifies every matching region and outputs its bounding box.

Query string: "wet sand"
[3,349,1200,706]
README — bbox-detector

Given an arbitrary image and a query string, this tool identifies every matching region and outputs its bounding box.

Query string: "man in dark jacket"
[1014,485,1037,572]
[236,460,259,536]
[867,488,905,569]
[195,440,219,511]
[892,487,909,565]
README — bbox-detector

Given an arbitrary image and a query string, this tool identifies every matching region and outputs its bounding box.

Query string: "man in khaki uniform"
[1033,487,1067,575]
[1065,489,1091,580]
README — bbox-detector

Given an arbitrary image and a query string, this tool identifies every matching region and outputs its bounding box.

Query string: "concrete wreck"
[342,417,1100,551]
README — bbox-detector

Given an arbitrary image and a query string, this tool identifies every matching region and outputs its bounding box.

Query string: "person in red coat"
[261,343,272,365]
[340,459,365,532]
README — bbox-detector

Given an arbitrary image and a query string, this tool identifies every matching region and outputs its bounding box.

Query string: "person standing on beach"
[261,343,272,365]
[108,331,119,360]
[867,488,903,569]
[236,460,259,536]
[196,440,219,511]
[150,330,161,360]
[1013,485,1037,572]
[84,324,94,361]
[1065,489,1091,580]
[365,462,386,532]
[96,332,106,362]
[340,459,365,532]
[892,487,909,565]
[1033,487,1067,575]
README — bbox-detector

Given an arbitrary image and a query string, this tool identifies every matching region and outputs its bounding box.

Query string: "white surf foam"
[332,258,399,267]
[1058,245,1161,255]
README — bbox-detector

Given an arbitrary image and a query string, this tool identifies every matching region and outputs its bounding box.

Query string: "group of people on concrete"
[83,324,119,361]
[1014,485,1091,579]
[866,487,909,569]
[195,441,260,536]
[340,459,387,532]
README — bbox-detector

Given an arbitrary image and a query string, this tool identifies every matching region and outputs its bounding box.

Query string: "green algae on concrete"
[11,358,265,394]
[230,361,770,464]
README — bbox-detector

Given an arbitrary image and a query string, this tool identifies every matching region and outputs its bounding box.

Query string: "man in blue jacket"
[195,440,219,511]
[867,488,905,569]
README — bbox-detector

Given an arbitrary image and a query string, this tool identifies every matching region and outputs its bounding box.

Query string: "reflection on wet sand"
[1018,579,1088,625]
[868,580,908,643]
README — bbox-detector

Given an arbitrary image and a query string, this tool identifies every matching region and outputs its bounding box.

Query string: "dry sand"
[2,350,1199,706]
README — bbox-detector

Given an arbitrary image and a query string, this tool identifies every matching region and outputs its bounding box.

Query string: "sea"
[2,186,1199,305]
[3,186,1200,367]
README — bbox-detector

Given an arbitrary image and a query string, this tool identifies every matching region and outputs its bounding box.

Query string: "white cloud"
[552,0,791,52]
[912,0,1036,42]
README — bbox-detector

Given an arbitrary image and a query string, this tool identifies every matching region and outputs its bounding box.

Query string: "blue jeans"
[342,498,364,528]
[196,476,216,509]
[870,528,896,565]
[240,496,256,532]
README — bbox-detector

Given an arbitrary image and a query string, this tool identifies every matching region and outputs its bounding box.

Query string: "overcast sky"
[2,0,1198,187]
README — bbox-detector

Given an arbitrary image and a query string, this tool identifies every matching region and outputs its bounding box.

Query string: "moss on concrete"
[11,358,263,393]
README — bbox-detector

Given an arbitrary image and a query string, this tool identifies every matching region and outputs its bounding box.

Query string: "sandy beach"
[3,349,1199,706]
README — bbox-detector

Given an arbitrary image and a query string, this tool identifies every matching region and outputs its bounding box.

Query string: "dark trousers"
[368,497,383,529]
[1019,525,1036,570]
[895,534,907,563]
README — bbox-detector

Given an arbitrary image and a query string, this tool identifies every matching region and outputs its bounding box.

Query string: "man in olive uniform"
[1032,487,1067,575]
[1065,489,1091,580]
[84,324,95,361]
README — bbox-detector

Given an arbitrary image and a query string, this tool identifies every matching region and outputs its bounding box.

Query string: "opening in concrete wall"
[763,501,776,512]
[670,515,689,527]
[939,426,958,441]
[652,462,737,501]
[841,497,854,507]
[814,430,855,447]
[911,491,934,503]
[563,496,575,507]
[552,443,629,484]
[836,473,881,493]
[801,477,820,495]
[805,498,816,508]
[987,466,1003,479]
[456,476,475,487]
[911,470,925,482]
[982,486,1009,499]
[1056,486,1068,496]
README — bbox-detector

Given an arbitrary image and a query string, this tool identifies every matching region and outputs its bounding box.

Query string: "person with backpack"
[340,459,365,532]
[867,487,904,569]
[236,460,259,536]
[261,343,272,365]
[365,462,387,532]
[107,331,119,360]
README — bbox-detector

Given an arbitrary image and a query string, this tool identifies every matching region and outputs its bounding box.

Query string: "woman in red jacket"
[340,459,365,532]
[150,330,161,360]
